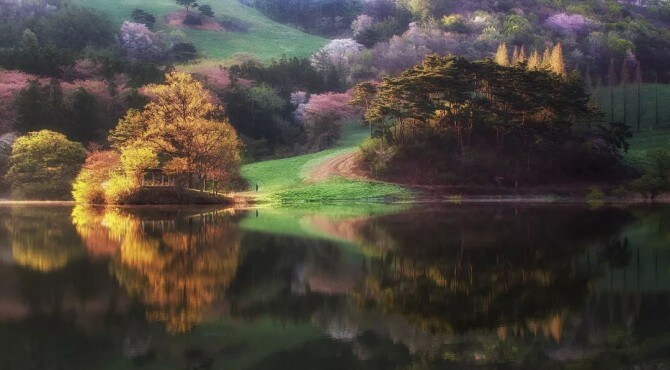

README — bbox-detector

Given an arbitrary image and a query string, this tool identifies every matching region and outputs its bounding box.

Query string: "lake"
[0,203,669,369]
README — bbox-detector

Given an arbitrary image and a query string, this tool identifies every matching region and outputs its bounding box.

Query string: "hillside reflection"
[0,204,669,368]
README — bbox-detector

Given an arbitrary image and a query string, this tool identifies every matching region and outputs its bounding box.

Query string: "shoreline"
[0,188,670,205]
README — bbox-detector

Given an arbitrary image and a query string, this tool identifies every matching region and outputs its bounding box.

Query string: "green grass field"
[593,84,670,171]
[75,0,326,62]
[594,84,670,131]
[241,124,411,204]
[624,129,670,171]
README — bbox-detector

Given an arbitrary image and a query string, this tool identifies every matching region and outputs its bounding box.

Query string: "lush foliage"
[6,130,86,199]
[74,72,242,204]
[630,148,670,199]
[302,92,358,149]
[222,56,345,155]
[359,55,630,184]
[12,77,132,142]
[0,5,115,76]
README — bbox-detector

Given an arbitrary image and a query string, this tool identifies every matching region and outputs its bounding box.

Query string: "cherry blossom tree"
[545,13,597,36]
[302,92,358,148]
[351,15,374,36]
[119,21,169,62]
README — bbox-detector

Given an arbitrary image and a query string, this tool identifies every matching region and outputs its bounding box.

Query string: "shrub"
[586,186,606,207]
[104,171,138,204]
[72,150,120,204]
[6,130,86,199]
[199,5,214,18]
[131,9,157,29]
[630,173,666,200]
[359,138,396,176]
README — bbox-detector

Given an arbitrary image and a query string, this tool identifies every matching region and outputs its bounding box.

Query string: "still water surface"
[0,204,669,369]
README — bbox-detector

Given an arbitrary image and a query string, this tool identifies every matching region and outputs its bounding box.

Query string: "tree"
[350,82,378,137]
[111,72,241,191]
[69,87,101,142]
[72,150,121,204]
[120,147,159,182]
[6,130,86,199]
[494,42,509,66]
[527,50,541,70]
[171,42,199,63]
[363,55,622,181]
[244,83,285,136]
[119,21,168,62]
[198,4,214,17]
[176,0,198,12]
[549,43,566,76]
[15,79,68,134]
[0,132,17,192]
[303,92,358,149]
[636,62,642,132]
[131,9,156,29]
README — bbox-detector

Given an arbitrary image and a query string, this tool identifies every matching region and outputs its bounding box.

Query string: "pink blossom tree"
[302,92,358,149]
[119,21,169,62]
[545,13,597,36]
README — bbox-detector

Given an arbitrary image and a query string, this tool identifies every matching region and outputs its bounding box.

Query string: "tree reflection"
[5,207,84,272]
[74,207,242,333]
[352,206,633,335]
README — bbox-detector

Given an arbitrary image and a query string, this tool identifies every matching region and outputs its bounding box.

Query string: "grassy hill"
[75,0,326,62]
[241,124,410,205]
[594,84,670,131]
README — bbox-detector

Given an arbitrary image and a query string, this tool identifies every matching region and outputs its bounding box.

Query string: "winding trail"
[307,150,370,183]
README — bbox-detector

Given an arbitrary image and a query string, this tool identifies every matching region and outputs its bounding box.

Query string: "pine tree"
[541,48,552,70]
[654,71,659,130]
[636,62,642,132]
[608,58,616,124]
[527,50,540,70]
[518,46,527,63]
[621,59,629,126]
[512,46,519,65]
[494,43,509,66]
[549,43,566,76]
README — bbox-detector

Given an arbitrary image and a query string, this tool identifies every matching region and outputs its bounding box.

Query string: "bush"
[586,186,606,207]
[219,15,251,32]
[359,138,396,176]
[171,42,199,63]
[104,172,138,204]
[72,150,121,204]
[183,13,202,26]
[6,130,86,199]
[630,173,666,200]
[131,9,157,29]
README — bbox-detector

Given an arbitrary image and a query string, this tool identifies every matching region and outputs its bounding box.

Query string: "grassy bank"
[77,0,326,62]
[624,129,670,171]
[241,124,410,204]
[594,84,670,131]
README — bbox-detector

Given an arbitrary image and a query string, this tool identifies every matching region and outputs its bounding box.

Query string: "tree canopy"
[6,130,86,199]
[359,55,630,184]
[74,72,242,204]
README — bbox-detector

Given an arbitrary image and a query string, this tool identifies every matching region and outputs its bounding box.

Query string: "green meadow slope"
[241,124,410,205]
[75,0,326,62]
[594,84,670,131]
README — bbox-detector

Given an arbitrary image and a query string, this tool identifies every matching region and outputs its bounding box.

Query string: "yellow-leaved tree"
[74,72,242,204]
[112,72,241,192]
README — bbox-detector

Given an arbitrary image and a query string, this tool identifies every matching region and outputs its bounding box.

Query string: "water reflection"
[0,204,668,369]
[75,206,242,333]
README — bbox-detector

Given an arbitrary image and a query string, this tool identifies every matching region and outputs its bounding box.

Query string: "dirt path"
[308,151,370,183]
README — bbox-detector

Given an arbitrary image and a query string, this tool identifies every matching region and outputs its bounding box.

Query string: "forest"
[0,0,669,201]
